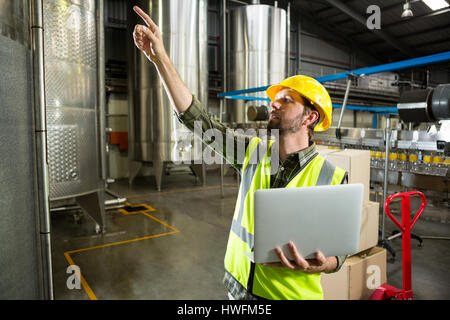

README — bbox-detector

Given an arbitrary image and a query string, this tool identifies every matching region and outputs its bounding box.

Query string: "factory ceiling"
[290,0,450,63]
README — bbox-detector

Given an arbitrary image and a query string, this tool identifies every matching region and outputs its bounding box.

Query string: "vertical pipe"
[222,0,227,123]
[97,0,107,182]
[297,20,301,74]
[372,113,378,129]
[286,1,291,76]
[199,0,208,187]
[381,116,391,241]
[220,0,227,198]
[220,7,226,196]
[219,100,224,197]
[31,0,54,300]
[337,77,352,128]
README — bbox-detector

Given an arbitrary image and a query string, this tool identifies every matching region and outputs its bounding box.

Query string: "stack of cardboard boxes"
[317,145,387,300]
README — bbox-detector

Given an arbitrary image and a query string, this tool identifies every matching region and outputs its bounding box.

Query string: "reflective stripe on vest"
[316,159,336,186]
[230,138,271,248]
[231,163,258,248]
[224,137,347,300]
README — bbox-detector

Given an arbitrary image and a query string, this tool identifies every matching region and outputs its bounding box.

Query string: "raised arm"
[132,6,192,114]
[132,6,254,171]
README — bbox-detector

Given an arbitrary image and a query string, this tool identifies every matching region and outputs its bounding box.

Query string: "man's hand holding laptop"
[262,241,338,274]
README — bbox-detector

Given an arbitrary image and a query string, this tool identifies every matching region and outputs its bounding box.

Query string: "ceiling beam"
[312,0,357,16]
[323,0,420,57]
[331,0,422,26]
[372,39,450,58]
[409,38,450,49]
[349,7,450,37]
[294,7,383,65]
[362,23,450,46]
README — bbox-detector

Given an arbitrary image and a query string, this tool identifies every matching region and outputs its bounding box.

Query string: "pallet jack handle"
[384,191,426,233]
[384,191,426,298]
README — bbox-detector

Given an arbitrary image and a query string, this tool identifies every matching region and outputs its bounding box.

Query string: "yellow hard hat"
[266,75,333,132]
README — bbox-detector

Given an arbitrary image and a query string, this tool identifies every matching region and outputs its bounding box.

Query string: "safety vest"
[224,137,347,300]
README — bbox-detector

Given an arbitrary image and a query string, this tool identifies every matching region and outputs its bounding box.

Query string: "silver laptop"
[247,184,364,264]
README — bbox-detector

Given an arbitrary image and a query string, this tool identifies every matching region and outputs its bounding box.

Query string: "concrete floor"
[50,170,450,300]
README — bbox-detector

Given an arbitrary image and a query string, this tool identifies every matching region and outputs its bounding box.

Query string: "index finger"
[275,247,296,270]
[133,6,157,29]
[315,250,327,265]
[288,242,309,269]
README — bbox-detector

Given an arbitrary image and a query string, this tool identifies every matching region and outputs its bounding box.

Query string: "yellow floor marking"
[63,202,178,300]
[140,203,156,211]
[125,184,238,199]
[64,252,98,300]
[119,203,157,215]
[141,212,180,233]
[65,231,178,255]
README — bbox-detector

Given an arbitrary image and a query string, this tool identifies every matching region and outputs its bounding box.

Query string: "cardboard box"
[316,145,340,156]
[358,201,379,253]
[319,149,371,204]
[321,247,387,300]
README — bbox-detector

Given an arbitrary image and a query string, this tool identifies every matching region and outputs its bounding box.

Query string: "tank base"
[75,190,106,233]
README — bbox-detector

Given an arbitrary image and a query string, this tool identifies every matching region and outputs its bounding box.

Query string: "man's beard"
[267,114,303,136]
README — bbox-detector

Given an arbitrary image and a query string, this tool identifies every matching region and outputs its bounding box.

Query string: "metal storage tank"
[0,0,52,299]
[43,0,106,230]
[227,4,288,124]
[127,0,208,191]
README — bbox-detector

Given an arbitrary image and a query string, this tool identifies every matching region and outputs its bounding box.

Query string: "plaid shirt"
[177,96,347,300]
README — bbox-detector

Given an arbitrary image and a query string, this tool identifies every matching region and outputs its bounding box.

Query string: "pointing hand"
[132,6,167,63]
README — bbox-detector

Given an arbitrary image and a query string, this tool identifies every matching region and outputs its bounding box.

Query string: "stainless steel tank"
[43,0,105,229]
[227,4,288,124]
[1,0,50,298]
[127,0,208,190]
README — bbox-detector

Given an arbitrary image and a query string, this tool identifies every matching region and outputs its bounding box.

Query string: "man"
[132,6,347,300]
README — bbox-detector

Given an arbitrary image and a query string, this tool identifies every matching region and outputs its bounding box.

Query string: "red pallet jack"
[370,191,426,300]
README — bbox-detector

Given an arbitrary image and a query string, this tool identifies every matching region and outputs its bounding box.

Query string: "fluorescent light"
[422,0,449,11]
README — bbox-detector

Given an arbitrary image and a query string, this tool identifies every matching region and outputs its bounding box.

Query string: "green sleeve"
[176,95,251,172]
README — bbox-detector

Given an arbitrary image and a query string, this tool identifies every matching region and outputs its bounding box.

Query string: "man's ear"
[303,110,320,127]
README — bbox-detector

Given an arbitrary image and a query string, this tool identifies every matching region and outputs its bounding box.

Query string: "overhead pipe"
[333,104,397,113]
[218,51,450,97]
[31,0,54,300]
[229,0,247,4]
[381,116,391,241]
[316,51,450,83]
